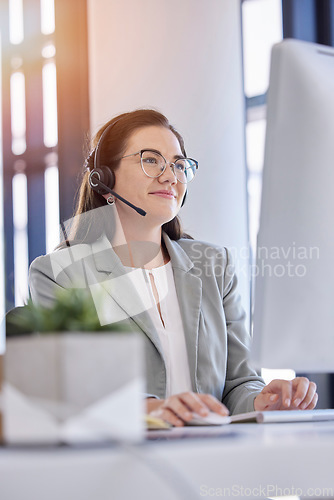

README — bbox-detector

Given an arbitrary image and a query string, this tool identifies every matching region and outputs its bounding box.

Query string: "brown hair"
[63,109,191,246]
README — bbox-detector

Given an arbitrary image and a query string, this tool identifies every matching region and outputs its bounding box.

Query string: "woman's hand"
[254,377,318,411]
[146,392,229,427]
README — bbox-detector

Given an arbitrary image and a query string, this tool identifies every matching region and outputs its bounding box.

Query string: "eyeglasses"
[121,149,198,184]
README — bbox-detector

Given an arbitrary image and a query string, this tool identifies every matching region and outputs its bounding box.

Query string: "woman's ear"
[89,167,115,195]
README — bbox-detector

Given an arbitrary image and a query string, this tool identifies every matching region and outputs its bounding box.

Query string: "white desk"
[1,421,334,500]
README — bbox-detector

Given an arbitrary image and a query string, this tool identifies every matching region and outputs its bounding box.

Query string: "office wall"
[87,0,250,311]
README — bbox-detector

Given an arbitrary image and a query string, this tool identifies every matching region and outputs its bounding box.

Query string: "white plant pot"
[3,332,145,444]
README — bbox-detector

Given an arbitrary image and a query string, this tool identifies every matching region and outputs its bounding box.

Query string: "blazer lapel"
[163,234,203,392]
[89,236,164,355]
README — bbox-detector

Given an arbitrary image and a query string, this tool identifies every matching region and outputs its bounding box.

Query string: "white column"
[87,0,249,318]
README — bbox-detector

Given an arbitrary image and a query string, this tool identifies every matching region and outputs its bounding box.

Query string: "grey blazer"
[29,232,265,415]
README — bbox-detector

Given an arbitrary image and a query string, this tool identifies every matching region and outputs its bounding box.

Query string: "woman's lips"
[150,191,176,199]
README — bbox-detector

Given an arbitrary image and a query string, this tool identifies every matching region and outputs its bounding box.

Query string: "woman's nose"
[158,163,177,184]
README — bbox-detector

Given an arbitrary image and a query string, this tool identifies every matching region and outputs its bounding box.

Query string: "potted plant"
[3,289,145,444]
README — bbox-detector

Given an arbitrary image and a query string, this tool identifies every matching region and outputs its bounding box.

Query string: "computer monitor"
[251,39,334,372]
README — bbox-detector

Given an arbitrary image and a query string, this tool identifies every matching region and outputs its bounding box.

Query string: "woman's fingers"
[166,394,198,421]
[291,377,310,407]
[149,392,228,426]
[197,393,229,416]
[149,393,203,426]
[178,392,212,417]
[150,407,185,427]
[254,379,291,410]
[268,379,293,407]
[305,392,318,410]
[254,377,319,411]
[292,379,317,409]
[253,391,276,411]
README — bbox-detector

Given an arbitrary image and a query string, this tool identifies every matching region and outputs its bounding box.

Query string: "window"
[1,0,59,308]
[242,0,297,384]
[1,0,89,309]
[242,0,283,251]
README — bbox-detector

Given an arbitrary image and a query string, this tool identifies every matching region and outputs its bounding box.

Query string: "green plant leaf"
[6,288,130,335]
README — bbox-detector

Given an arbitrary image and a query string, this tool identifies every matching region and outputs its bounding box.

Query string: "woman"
[29,109,318,426]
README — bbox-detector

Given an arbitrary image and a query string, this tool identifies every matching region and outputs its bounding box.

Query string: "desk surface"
[1,421,334,500]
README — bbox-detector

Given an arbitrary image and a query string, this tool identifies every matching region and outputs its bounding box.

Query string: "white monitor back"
[252,39,334,372]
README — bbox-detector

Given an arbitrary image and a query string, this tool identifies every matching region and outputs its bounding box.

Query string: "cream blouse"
[130,261,192,398]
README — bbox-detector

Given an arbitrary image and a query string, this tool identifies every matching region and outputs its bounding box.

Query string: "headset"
[87,119,187,215]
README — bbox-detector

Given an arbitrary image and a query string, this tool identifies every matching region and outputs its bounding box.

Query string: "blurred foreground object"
[3,289,145,444]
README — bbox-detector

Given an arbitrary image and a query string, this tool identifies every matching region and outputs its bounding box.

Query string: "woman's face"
[110,125,187,227]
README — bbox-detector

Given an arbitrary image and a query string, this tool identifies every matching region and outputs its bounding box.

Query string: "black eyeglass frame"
[121,149,198,184]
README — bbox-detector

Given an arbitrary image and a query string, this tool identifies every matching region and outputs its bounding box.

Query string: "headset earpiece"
[89,167,115,195]
[181,190,187,207]
[87,119,120,195]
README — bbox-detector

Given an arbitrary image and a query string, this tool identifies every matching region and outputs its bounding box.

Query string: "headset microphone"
[89,170,146,216]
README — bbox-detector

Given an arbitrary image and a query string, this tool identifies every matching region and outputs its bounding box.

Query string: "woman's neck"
[110,208,169,269]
